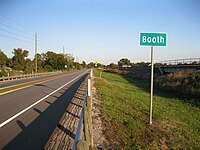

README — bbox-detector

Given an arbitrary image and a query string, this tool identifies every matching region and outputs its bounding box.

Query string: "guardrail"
[0,71,61,82]
[44,70,93,150]
[159,58,200,66]
[73,70,93,150]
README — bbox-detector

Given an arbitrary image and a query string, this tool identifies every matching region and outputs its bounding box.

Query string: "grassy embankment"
[93,69,200,149]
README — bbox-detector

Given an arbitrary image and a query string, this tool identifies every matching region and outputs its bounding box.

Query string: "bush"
[0,70,8,77]
[155,73,200,105]
[44,65,53,72]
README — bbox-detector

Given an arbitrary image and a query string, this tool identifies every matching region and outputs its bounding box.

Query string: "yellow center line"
[0,77,48,91]
[0,72,77,96]
[0,72,75,91]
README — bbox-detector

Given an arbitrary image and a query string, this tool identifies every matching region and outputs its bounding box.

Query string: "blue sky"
[0,0,199,64]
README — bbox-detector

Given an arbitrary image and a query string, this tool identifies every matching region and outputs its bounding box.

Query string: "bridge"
[156,58,200,75]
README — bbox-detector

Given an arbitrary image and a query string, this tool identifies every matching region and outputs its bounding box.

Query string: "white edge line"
[0,70,88,128]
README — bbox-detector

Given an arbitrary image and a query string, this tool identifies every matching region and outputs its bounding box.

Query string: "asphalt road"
[0,69,89,150]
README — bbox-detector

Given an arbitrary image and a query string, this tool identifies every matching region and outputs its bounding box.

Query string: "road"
[0,69,89,150]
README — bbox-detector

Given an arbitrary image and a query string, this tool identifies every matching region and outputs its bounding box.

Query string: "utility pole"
[35,33,37,73]
[63,46,65,55]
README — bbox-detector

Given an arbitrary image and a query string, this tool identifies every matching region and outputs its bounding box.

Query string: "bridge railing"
[0,71,61,82]
[159,58,200,66]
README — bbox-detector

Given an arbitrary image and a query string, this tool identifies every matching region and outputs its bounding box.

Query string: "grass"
[93,69,200,149]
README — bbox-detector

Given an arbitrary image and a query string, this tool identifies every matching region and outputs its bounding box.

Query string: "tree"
[24,58,33,74]
[33,53,46,72]
[82,61,87,68]
[136,62,150,66]
[74,62,81,70]
[44,51,58,70]
[0,50,8,67]
[108,63,118,68]
[12,48,29,71]
[65,53,74,70]
[44,65,53,72]
[44,51,74,71]
[56,54,66,70]
[87,62,94,68]
[97,63,104,68]
[118,58,131,67]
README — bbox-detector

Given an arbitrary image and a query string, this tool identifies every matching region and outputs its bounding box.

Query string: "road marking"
[0,77,48,91]
[0,72,75,91]
[0,72,77,95]
[0,70,88,128]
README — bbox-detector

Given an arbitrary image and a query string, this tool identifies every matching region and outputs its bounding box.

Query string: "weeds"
[155,73,200,105]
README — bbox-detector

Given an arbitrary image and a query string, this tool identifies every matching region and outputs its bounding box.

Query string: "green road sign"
[140,32,167,46]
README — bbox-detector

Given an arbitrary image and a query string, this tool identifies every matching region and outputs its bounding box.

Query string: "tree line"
[0,48,87,77]
[107,58,150,68]
[0,49,166,77]
[84,58,151,69]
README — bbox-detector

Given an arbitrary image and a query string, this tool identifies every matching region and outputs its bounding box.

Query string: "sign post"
[150,46,154,124]
[140,32,167,125]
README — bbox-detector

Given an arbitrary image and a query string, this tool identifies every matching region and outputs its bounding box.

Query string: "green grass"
[93,69,200,149]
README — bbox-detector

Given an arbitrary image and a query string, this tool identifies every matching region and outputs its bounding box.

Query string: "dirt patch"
[136,120,177,149]
[92,78,110,149]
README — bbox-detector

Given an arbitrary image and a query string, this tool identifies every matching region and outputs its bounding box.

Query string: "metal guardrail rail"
[72,91,87,150]
[73,70,93,150]
[159,58,200,66]
[0,71,61,82]
[44,70,93,150]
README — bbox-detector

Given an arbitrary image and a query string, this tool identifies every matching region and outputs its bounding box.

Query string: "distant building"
[122,65,131,68]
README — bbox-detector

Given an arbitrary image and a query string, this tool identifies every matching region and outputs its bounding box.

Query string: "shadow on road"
[3,73,88,150]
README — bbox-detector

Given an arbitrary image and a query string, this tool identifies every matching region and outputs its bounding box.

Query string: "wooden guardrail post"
[83,105,93,149]
[84,107,90,145]
[86,96,93,148]
[87,96,92,111]
[76,140,89,150]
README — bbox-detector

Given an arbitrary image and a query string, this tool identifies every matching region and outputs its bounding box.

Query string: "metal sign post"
[150,46,154,125]
[140,32,167,125]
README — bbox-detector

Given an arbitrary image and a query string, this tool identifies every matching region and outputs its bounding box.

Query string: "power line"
[38,43,57,51]
[38,39,58,50]
[0,33,33,44]
[0,27,34,40]
[0,22,33,37]
[0,15,59,50]
[38,37,60,50]
[0,15,35,33]
[0,16,65,55]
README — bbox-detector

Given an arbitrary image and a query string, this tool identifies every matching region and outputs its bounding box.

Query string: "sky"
[0,0,199,65]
